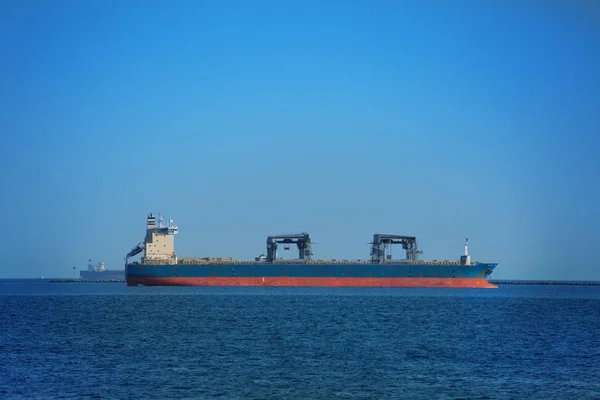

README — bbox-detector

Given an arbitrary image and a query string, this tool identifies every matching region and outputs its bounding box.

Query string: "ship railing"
[143,258,178,265]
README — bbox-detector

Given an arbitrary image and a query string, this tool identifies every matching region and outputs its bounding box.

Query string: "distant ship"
[80,259,124,280]
[125,213,498,288]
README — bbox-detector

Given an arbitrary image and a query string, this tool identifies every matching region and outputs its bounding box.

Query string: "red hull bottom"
[127,277,497,288]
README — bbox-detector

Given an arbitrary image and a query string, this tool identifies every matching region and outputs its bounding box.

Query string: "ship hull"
[126,263,497,288]
[127,276,496,288]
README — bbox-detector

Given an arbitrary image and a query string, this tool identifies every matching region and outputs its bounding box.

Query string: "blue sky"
[1,1,598,279]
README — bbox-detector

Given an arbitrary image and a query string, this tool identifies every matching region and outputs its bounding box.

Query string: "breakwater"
[50,279,126,283]
[490,280,600,286]
[48,279,600,286]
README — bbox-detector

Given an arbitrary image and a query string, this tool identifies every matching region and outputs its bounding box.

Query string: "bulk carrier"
[80,259,124,280]
[125,214,498,288]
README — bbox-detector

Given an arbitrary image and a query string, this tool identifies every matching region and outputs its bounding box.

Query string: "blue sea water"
[1,280,599,400]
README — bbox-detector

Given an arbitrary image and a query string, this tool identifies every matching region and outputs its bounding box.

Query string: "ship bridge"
[125,213,179,266]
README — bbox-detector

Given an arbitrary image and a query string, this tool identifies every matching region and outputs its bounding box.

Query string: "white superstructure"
[143,213,179,264]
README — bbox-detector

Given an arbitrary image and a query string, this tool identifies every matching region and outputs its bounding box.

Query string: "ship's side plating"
[126,263,497,288]
[125,213,498,288]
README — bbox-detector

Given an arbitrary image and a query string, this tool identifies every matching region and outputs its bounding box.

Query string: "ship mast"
[460,238,471,265]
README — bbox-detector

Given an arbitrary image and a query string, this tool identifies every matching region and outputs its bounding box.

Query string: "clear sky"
[1,1,599,280]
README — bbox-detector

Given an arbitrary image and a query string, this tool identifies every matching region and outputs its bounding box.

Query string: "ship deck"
[137,259,492,266]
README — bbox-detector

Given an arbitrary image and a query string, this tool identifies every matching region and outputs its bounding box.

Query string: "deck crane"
[266,233,312,262]
[370,233,422,263]
[124,242,144,266]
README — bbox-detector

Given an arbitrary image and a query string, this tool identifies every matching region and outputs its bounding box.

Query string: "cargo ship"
[80,259,124,280]
[125,214,498,288]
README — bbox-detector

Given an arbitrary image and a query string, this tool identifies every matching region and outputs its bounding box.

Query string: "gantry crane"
[370,233,422,263]
[266,233,312,262]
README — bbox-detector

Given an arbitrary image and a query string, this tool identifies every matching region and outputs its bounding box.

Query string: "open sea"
[1,280,599,400]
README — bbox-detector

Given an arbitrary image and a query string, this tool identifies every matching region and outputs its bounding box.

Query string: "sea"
[1,280,599,400]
